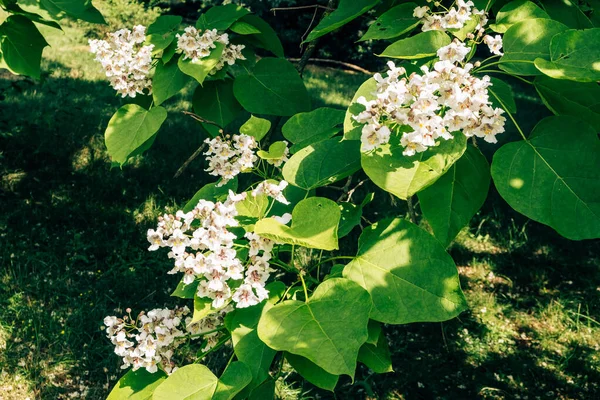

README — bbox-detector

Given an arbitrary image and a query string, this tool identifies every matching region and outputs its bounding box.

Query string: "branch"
[295,0,338,77]
[407,196,418,225]
[288,58,373,75]
[182,111,222,130]
[173,143,207,178]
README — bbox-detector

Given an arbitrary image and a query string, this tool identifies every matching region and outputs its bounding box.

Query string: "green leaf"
[0,2,61,30]
[418,145,490,247]
[239,15,284,58]
[107,369,167,400]
[257,141,287,160]
[152,364,218,400]
[542,0,593,29]
[379,30,452,59]
[248,379,275,400]
[178,42,225,85]
[224,293,278,392]
[147,15,181,53]
[254,197,341,250]
[282,138,361,190]
[0,16,48,79]
[183,179,239,213]
[360,3,420,41]
[534,75,600,131]
[491,116,600,240]
[361,133,467,200]
[282,107,345,146]
[240,115,271,141]
[236,192,269,220]
[258,278,371,377]
[344,78,377,141]
[153,58,190,105]
[499,18,568,76]
[338,193,374,238]
[305,0,379,42]
[357,332,393,373]
[269,184,312,218]
[489,77,517,114]
[449,14,480,41]
[489,0,550,33]
[105,105,167,166]
[191,294,214,325]
[343,218,468,324]
[197,4,250,30]
[233,58,310,116]
[285,353,339,391]
[171,278,199,299]
[230,21,261,35]
[534,28,600,82]
[213,362,252,400]
[40,0,105,24]
[192,80,243,128]
[365,320,382,345]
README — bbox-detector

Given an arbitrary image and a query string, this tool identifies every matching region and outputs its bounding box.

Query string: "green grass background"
[1,12,600,400]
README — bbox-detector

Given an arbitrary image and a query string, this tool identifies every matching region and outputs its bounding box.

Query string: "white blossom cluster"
[353,40,506,154]
[176,26,246,74]
[103,307,189,374]
[89,26,154,98]
[204,134,257,186]
[414,2,503,56]
[146,190,286,309]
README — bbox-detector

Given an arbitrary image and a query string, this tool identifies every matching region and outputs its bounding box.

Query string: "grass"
[1,15,600,400]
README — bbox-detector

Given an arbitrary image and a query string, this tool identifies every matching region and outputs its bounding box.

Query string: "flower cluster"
[89,25,154,98]
[103,307,189,374]
[353,40,506,154]
[147,191,280,309]
[204,134,257,186]
[415,1,488,37]
[176,26,246,74]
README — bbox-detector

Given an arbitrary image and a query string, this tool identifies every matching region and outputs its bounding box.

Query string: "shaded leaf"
[285,353,339,391]
[489,0,549,33]
[0,16,48,79]
[305,0,379,42]
[153,58,190,105]
[360,3,420,41]
[107,369,166,400]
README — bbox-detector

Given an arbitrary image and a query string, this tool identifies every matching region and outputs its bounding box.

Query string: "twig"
[337,176,353,202]
[271,5,334,13]
[407,196,418,225]
[346,179,368,202]
[174,143,207,178]
[295,0,338,77]
[182,111,222,130]
[288,57,373,75]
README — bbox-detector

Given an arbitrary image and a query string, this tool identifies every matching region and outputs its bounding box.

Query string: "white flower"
[413,5,429,18]
[273,213,292,225]
[204,135,257,186]
[437,41,471,63]
[232,284,260,308]
[252,180,289,204]
[483,34,504,56]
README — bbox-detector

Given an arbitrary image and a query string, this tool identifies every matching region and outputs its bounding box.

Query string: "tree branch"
[295,0,338,77]
[407,196,418,225]
[173,143,207,178]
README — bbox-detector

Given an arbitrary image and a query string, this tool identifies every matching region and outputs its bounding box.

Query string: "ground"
[0,16,599,400]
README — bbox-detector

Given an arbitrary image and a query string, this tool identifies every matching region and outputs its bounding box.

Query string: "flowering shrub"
[91,1,600,398]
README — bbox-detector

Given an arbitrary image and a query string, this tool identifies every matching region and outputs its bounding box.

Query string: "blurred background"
[1,1,600,399]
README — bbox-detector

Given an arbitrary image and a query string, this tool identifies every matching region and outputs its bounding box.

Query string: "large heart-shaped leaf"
[254,197,340,250]
[178,42,225,85]
[107,369,167,400]
[0,16,48,79]
[359,3,420,41]
[239,15,284,58]
[282,138,361,190]
[534,76,600,131]
[258,278,371,377]
[305,0,379,42]
[361,134,467,200]
[491,116,600,240]
[534,28,600,82]
[343,218,468,324]
[499,18,568,75]
[233,58,310,116]
[105,105,167,166]
[542,0,593,29]
[489,0,549,33]
[153,362,251,400]
[418,145,490,247]
[40,0,105,24]
[196,4,249,30]
[153,58,190,105]
[192,80,243,128]
[282,107,345,149]
[357,331,393,373]
[147,15,181,53]
[379,30,451,59]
